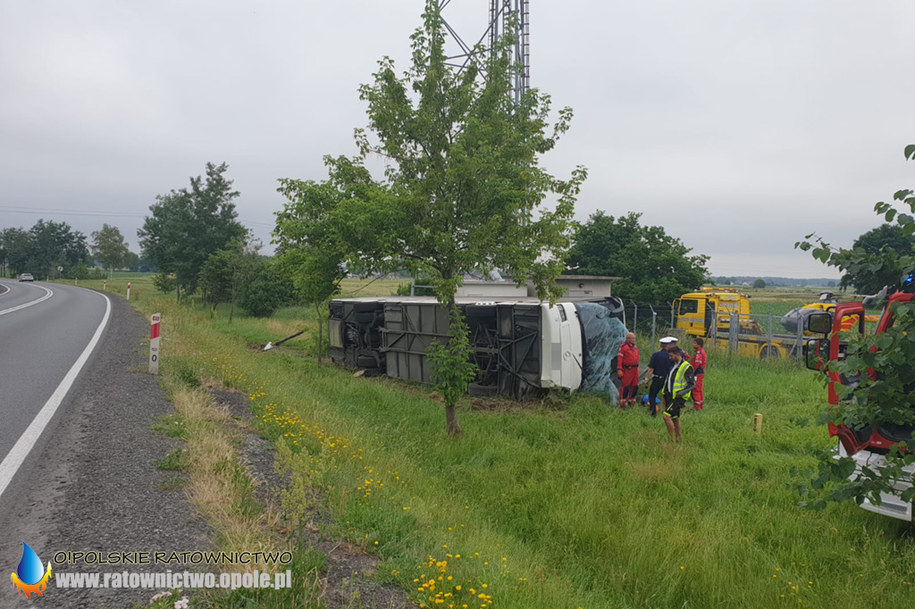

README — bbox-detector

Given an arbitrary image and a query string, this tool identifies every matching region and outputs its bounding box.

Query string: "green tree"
[836,223,915,294]
[197,246,257,322]
[753,278,766,289]
[276,2,585,434]
[138,162,247,300]
[566,211,708,304]
[1,221,89,277]
[0,228,30,276]
[796,144,915,509]
[275,179,351,362]
[91,224,130,279]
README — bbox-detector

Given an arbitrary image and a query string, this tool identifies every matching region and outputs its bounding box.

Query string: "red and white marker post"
[127,282,132,301]
[149,313,161,374]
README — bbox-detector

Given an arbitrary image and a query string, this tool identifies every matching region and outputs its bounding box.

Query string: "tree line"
[0,220,152,279]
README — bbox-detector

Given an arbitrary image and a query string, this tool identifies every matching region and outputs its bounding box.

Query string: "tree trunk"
[229,277,237,324]
[176,283,181,303]
[444,297,462,436]
[445,404,462,436]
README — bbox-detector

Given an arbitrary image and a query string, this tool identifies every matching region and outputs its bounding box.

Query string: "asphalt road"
[0,283,211,608]
[0,280,108,473]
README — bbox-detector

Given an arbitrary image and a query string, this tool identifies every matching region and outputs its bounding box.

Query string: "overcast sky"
[2,1,914,278]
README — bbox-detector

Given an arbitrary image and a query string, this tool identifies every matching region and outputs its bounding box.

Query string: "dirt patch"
[205,386,417,609]
[470,396,523,411]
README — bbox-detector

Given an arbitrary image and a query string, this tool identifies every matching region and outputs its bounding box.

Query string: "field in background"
[60,276,915,608]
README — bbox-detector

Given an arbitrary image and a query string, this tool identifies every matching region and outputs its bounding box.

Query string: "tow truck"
[803,286,915,521]
[673,288,802,359]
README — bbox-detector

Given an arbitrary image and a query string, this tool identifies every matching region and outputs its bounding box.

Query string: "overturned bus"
[328,296,627,401]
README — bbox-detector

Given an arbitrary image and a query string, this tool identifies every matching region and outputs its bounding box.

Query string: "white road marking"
[0,291,111,500]
[0,284,53,316]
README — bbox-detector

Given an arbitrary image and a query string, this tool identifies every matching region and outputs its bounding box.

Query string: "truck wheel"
[760,346,779,360]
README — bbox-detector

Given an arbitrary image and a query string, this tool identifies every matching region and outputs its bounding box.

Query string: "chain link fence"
[624,301,806,359]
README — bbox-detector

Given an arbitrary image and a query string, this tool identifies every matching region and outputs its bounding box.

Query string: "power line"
[0,206,147,218]
[0,206,275,229]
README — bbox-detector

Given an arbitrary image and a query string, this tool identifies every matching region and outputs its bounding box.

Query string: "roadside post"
[103,280,107,291]
[127,282,132,301]
[150,313,161,374]
[753,413,763,435]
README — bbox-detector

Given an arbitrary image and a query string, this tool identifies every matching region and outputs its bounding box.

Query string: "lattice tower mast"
[438,0,531,106]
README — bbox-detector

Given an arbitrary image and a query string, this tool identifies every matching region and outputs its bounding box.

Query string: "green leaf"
[905,144,915,161]
[834,458,856,479]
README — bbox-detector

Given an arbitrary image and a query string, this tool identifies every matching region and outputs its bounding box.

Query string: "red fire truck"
[804,287,915,521]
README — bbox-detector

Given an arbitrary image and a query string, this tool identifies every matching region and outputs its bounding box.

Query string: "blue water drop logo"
[16,542,44,585]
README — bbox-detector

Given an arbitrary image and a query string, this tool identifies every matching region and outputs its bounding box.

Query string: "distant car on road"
[18,273,34,282]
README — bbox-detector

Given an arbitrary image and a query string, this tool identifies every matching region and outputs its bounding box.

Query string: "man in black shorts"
[663,348,695,442]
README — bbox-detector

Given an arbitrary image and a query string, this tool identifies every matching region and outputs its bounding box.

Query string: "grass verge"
[81,277,915,609]
[147,362,325,607]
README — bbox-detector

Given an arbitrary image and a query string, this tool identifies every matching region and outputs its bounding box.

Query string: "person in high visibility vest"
[663,348,696,442]
[689,337,707,410]
[616,332,640,407]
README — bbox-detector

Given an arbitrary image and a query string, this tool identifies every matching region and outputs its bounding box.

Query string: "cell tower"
[438,0,531,106]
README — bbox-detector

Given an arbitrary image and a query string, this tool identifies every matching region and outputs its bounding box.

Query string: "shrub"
[153,273,177,293]
[239,266,296,317]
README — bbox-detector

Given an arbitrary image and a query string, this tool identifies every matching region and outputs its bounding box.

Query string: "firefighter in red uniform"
[617,332,640,407]
[689,337,707,410]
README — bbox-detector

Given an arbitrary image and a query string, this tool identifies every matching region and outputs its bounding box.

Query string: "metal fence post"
[649,304,657,347]
[729,312,739,360]
[633,303,639,333]
[768,305,773,353]
[670,303,675,332]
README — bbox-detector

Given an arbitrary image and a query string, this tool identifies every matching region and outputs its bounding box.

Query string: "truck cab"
[674,287,751,338]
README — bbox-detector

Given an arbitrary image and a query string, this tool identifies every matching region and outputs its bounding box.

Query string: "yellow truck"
[673,288,803,359]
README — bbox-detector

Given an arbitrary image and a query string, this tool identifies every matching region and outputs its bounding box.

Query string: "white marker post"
[127,282,132,301]
[149,313,161,374]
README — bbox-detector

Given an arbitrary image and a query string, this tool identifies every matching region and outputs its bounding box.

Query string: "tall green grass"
[78,278,915,609]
